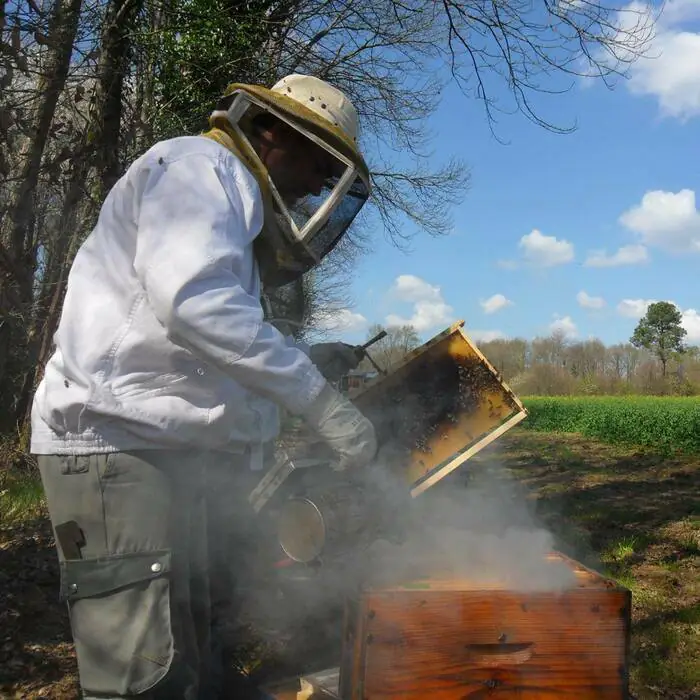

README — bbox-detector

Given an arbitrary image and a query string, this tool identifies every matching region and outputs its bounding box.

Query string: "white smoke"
[362,456,578,592]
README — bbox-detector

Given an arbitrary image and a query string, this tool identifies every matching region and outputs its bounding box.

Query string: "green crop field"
[521,396,700,453]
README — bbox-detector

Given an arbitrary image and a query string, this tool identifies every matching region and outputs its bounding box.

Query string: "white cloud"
[497,259,519,270]
[584,244,650,267]
[385,304,454,332]
[681,309,700,344]
[549,315,578,339]
[661,0,700,26]
[390,274,443,304]
[316,308,368,333]
[518,229,574,267]
[616,298,656,318]
[469,329,507,343]
[386,274,454,332]
[577,291,606,309]
[619,189,700,253]
[480,293,513,315]
[623,0,700,121]
[557,0,585,10]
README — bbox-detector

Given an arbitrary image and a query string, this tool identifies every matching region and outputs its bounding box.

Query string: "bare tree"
[0,0,662,438]
[0,0,84,432]
[531,330,569,367]
[92,0,145,197]
[264,0,655,246]
[477,338,528,380]
[358,323,421,372]
[438,0,656,135]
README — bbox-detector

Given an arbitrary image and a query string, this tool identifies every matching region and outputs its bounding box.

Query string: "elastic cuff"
[297,381,338,424]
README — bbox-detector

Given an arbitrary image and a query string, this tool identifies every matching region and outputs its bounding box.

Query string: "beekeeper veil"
[207,74,371,288]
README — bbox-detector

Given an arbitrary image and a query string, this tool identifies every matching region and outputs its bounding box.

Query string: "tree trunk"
[16,150,94,429]
[92,0,144,199]
[0,0,83,434]
[133,0,168,155]
[9,0,145,434]
[2,0,83,293]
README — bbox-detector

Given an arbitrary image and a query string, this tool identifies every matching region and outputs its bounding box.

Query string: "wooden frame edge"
[410,409,529,497]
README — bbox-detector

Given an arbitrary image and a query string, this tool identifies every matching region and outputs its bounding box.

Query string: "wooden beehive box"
[348,321,527,497]
[339,552,631,699]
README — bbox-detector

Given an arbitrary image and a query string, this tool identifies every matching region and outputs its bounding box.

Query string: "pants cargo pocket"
[60,549,175,696]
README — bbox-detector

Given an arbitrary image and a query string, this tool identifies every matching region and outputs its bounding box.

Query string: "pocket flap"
[60,549,171,601]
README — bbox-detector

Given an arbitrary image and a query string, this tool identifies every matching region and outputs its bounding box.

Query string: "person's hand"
[309,342,361,382]
[300,384,377,470]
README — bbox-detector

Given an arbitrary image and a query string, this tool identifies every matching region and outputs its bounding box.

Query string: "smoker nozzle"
[354,329,388,376]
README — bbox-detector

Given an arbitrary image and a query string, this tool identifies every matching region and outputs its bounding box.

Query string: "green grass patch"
[0,469,45,523]
[521,395,700,453]
[677,535,700,557]
[599,536,643,586]
[607,535,640,563]
[632,619,700,694]
[608,569,638,591]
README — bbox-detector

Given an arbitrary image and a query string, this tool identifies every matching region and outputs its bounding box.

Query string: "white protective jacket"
[30,135,327,459]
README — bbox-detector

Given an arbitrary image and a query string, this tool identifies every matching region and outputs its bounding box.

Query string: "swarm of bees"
[357,353,500,456]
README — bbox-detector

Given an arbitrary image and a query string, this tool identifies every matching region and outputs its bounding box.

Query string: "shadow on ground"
[464,431,699,559]
[0,517,79,699]
[1,429,698,699]
[440,429,700,700]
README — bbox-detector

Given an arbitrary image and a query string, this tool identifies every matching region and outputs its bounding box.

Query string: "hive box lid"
[349,321,527,497]
[360,550,631,594]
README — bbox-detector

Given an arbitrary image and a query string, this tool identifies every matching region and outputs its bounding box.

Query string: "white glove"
[309,342,361,382]
[301,384,378,470]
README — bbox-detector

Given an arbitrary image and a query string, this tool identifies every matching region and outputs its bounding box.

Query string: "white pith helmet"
[208,74,371,288]
[270,74,360,145]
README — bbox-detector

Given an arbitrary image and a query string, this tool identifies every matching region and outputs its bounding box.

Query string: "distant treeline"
[476,335,700,396]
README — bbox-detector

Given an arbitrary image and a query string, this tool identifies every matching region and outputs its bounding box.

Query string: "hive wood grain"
[340,553,631,699]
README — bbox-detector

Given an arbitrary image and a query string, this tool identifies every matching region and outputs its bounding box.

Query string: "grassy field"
[521,395,700,453]
[1,425,699,698]
[514,396,699,697]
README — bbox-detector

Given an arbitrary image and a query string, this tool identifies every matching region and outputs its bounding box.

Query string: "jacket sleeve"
[133,148,326,415]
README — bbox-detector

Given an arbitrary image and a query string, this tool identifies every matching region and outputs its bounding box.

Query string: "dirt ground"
[474,431,700,700]
[1,429,698,699]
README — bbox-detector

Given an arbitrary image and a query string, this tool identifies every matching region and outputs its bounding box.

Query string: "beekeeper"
[30,74,377,700]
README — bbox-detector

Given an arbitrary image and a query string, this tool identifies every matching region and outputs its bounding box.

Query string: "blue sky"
[321,0,700,348]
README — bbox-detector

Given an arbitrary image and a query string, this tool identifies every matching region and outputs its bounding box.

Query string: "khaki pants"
[37,450,270,700]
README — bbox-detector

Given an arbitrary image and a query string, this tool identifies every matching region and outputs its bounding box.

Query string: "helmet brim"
[222,82,371,189]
